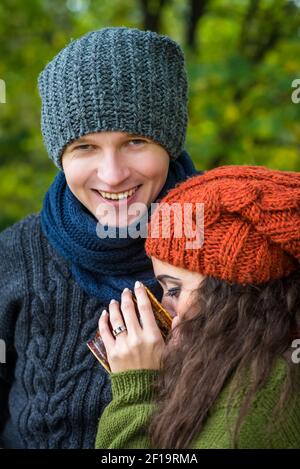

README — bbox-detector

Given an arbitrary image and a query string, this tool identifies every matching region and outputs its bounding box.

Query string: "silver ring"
[112,325,127,337]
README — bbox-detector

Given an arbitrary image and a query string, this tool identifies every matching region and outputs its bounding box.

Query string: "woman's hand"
[98,281,166,373]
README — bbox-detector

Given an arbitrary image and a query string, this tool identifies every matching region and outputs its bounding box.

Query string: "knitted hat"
[145,165,300,285]
[38,27,188,169]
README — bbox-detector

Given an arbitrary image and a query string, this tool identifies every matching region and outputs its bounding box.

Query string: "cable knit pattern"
[146,165,300,284]
[38,27,188,168]
[0,214,112,448]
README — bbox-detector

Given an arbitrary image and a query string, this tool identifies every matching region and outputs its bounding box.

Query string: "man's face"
[62,131,170,227]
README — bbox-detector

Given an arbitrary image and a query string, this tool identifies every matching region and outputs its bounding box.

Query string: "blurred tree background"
[0,0,300,230]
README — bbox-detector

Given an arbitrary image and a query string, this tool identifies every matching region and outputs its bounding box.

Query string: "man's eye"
[165,288,180,298]
[128,139,147,146]
[74,144,94,151]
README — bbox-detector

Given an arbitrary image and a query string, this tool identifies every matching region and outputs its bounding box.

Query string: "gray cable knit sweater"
[0,213,112,448]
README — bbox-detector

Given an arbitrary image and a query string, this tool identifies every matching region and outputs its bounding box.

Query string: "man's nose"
[96,149,131,187]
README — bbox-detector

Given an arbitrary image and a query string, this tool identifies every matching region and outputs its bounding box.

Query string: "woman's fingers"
[120,288,141,332]
[134,281,161,333]
[109,291,142,337]
[98,310,115,350]
[99,285,160,343]
[97,286,166,373]
[108,300,126,335]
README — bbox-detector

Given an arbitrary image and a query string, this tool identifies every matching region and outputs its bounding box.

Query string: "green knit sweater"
[95,360,300,449]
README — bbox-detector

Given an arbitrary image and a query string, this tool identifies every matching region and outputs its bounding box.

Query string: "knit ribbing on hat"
[145,165,300,285]
[38,27,188,169]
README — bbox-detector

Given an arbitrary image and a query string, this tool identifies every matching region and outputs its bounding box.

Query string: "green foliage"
[0,0,300,229]
[186,0,300,170]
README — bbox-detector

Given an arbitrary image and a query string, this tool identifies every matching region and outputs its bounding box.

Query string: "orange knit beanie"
[145,165,300,285]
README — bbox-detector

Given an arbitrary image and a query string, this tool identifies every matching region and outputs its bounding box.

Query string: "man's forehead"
[73,132,143,142]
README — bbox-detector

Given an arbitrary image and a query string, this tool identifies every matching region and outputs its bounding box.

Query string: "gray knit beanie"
[38,27,188,170]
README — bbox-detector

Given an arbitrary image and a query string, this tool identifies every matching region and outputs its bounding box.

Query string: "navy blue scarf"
[40,151,197,304]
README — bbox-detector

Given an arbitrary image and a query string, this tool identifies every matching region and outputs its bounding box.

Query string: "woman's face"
[62,131,169,227]
[151,257,205,329]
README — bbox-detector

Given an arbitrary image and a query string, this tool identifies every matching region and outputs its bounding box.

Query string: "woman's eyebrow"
[156,275,181,283]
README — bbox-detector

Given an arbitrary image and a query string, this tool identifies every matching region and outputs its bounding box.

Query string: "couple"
[0,27,299,449]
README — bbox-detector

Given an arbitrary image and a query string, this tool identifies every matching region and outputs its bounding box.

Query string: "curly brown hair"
[149,269,300,449]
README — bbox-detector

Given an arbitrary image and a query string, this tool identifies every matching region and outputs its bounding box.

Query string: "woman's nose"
[171,315,180,330]
[162,298,177,318]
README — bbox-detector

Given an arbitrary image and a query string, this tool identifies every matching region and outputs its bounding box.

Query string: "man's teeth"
[98,186,139,200]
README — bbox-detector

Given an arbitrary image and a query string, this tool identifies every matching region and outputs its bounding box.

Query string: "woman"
[96,165,300,449]
[0,27,197,448]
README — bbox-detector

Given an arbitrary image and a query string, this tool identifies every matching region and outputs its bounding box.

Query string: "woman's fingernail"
[123,288,130,294]
[135,281,142,289]
[101,309,108,316]
[110,299,117,305]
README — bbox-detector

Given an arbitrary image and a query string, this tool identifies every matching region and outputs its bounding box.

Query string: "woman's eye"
[164,288,180,298]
